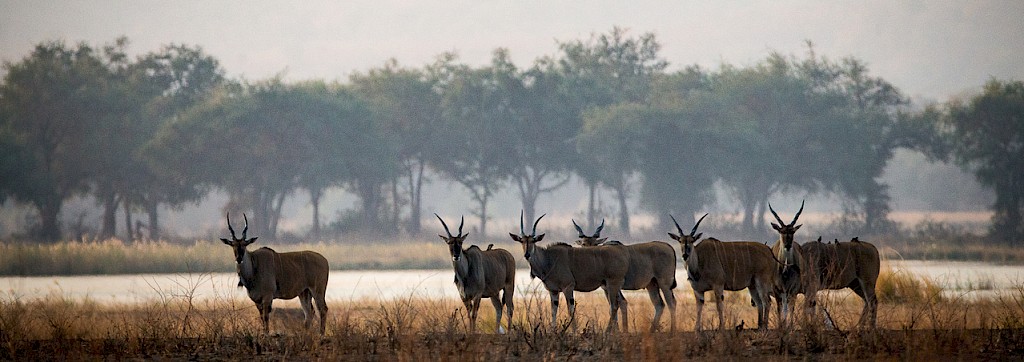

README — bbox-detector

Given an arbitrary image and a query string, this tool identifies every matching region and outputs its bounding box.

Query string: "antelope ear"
[695,232,702,239]
[535,234,545,242]
[439,234,447,241]
[771,223,782,231]
[245,237,258,245]
[220,238,231,245]
[461,233,470,239]
[794,224,802,231]
[509,233,521,242]
[598,237,608,244]
[668,233,679,240]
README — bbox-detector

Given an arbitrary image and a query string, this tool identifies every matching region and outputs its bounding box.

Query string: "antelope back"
[565,243,629,292]
[694,239,778,291]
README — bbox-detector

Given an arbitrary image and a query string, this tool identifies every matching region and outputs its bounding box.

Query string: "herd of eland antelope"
[217,200,879,335]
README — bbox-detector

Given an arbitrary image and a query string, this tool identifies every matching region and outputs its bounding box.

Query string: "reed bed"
[2,270,1024,360]
[0,239,455,275]
[4,238,1023,276]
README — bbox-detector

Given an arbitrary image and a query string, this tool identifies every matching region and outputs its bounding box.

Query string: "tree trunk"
[269,191,286,237]
[146,200,159,241]
[614,183,630,237]
[358,181,382,233]
[407,161,426,235]
[123,199,134,240]
[478,195,489,238]
[37,197,63,242]
[309,188,322,240]
[587,181,597,230]
[390,177,400,234]
[100,191,118,239]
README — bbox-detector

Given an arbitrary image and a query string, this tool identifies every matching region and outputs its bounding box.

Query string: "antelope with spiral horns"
[573,219,678,332]
[669,213,779,331]
[435,213,516,333]
[220,213,330,334]
[511,211,629,332]
[801,235,881,329]
[768,200,818,327]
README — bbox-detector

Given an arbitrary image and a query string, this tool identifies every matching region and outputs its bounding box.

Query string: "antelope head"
[220,213,257,264]
[435,213,469,262]
[769,200,804,251]
[572,219,607,246]
[668,213,708,261]
[509,210,545,259]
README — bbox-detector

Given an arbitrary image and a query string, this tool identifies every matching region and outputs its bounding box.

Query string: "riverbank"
[2,238,1024,276]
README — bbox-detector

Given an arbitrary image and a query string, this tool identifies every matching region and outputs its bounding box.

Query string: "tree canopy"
[0,33,1014,244]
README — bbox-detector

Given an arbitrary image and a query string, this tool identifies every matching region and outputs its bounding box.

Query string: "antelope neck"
[237,249,257,288]
[452,251,470,279]
[685,247,701,281]
[527,245,558,281]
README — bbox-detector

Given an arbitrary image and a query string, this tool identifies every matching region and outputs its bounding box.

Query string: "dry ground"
[3,287,1024,360]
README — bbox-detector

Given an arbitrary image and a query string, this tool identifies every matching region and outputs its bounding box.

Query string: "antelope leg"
[693,290,705,332]
[549,290,560,329]
[647,285,664,332]
[490,296,505,334]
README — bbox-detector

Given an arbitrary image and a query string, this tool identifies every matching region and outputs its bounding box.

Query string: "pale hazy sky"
[2,1,1023,102]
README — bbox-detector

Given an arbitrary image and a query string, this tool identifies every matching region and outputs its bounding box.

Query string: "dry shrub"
[876,262,943,303]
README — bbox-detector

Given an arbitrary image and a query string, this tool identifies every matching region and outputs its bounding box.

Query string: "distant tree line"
[1,29,1021,243]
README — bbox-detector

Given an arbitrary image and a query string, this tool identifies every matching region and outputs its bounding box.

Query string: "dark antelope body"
[768,201,818,326]
[670,214,778,331]
[801,236,880,328]
[573,219,678,332]
[220,214,329,334]
[512,212,629,331]
[436,214,516,333]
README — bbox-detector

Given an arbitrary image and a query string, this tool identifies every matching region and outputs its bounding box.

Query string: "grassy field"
[2,264,1024,359]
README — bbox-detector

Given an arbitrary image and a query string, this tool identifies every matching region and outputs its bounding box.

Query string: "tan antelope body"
[512,213,629,332]
[573,219,678,332]
[768,201,818,326]
[670,214,778,331]
[221,214,329,334]
[436,214,516,333]
[801,236,880,328]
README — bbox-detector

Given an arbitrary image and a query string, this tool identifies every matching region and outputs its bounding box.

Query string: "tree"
[945,79,1024,243]
[557,27,668,234]
[350,59,441,235]
[504,53,577,227]
[128,44,226,239]
[432,52,514,237]
[0,40,110,241]
[797,49,908,233]
[577,104,645,234]
[147,78,392,239]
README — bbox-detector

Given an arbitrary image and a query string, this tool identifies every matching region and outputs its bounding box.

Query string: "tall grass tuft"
[876,262,944,303]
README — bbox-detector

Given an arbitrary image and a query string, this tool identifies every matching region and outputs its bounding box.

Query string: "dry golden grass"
[3,278,1024,360]
[0,239,456,275]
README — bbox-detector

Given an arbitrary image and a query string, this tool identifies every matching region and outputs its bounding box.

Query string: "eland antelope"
[573,219,678,332]
[435,214,516,334]
[768,201,818,327]
[669,213,778,331]
[220,213,329,335]
[511,212,629,332]
[801,236,880,329]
